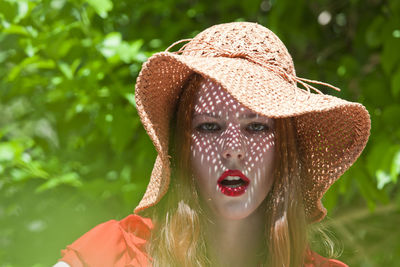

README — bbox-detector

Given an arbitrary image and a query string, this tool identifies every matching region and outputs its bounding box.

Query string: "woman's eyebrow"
[193,112,266,120]
[239,113,273,123]
[193,112,220,118]
[238,113,259,119]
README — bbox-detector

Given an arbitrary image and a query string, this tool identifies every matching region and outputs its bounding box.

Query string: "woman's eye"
[246,123,269,132]
[196,123,221,133]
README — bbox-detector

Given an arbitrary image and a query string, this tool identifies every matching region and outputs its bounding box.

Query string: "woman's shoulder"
[304,249,348,267]
[57,214,153,267]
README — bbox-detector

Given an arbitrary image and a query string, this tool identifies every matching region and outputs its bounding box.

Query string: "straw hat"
[133,22,370,222]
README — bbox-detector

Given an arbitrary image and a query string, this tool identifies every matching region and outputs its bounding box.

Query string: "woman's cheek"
[191,134,221,194]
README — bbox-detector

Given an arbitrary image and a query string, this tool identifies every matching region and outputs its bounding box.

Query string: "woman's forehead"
[194,78,249,114]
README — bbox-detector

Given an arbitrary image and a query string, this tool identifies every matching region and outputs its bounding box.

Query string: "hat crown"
[181,22,296,77]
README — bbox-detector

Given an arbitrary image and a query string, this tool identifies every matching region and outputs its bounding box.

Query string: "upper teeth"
[225,176,241,181]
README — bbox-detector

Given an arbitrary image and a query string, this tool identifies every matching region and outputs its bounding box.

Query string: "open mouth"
[217,170,250,197]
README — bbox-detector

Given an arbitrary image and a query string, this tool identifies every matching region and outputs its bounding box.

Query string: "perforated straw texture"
[134,22,370,222]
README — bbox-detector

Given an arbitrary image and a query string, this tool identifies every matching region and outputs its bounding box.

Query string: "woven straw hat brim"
[134,52,370,222]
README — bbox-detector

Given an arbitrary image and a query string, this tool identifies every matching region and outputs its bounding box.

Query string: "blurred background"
[0,0,399,266]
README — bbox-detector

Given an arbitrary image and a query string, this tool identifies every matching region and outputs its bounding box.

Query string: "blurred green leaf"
[58,60,81,80]
[86,0,113,18]
[382,35,400,74]
[366,16,385,48]
[100,32,122,58]
[391,150,400,182]
[391,68,400,98]
[376,170,391,189]
[0,143,16,162]
[124,93,136,107]
[118,40,143,63]
[2,23,29,36]
[14,1,29,23]
[0,0,18,22]
[35,172,82,193]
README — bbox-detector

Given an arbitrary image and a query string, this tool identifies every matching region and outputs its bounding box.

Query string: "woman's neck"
[204,206,266,267]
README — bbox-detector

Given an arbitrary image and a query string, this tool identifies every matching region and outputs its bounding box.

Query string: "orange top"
[59,215,348,267]
[59,215,153,267]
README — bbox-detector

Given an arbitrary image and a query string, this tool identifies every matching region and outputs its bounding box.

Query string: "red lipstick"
[217,170,250,197]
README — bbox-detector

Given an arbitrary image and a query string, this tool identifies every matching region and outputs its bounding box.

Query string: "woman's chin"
[209,200,260,221]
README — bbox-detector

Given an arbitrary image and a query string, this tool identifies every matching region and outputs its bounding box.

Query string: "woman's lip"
[217,169,250,183]
[217,170,250,197]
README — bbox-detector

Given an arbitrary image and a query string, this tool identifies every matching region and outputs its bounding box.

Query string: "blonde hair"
[145,74,308,266]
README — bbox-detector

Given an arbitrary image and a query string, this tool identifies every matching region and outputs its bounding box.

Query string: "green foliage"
[0,0,399,266]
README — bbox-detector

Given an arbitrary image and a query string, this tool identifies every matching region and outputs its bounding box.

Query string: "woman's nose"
[221,146,245,169]
[222,150,244,160]
[220,126,246,164]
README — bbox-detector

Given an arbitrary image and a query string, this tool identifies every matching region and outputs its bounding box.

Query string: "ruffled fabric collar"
[60,214,153,267]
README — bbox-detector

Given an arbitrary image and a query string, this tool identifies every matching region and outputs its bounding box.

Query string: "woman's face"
[190,78,276,220]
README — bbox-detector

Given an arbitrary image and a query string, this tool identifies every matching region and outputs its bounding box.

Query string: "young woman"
[55,22,370,267]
